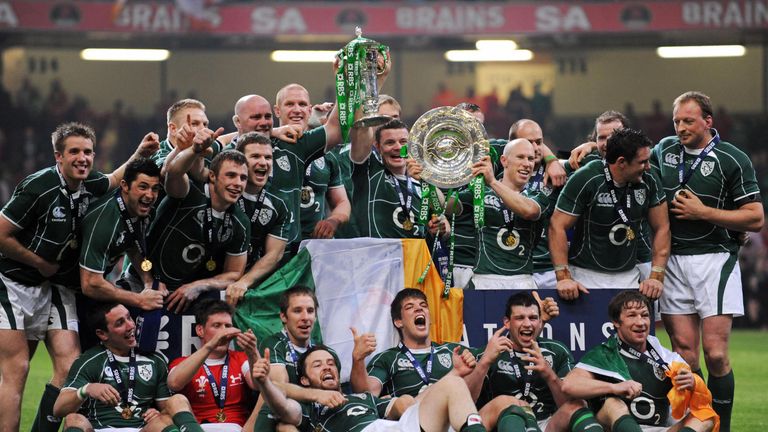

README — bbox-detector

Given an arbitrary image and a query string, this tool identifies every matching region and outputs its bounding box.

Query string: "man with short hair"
[468,292,602,432]
[0,122,159,432]
[253,285,343,431]
[350,288,474,397]
[549,128,670,300]
[651,91,763,431]
[150,136,250,313]
[53,302,206,432]
[168,299,258,430]
[153,98,214,173]
[254,344,488,432]
[222,133,290,307]
[79,157,165,310]
[562,291,715,432]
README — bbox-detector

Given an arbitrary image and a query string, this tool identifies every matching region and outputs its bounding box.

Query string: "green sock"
[692,368,704,379]
[172,411,204,432]
[31,383,62,432]
[459,413,486,432]
[612,414,642,432]
[708,370,734,432]
[497,405,534,432]
[569,407,603,432]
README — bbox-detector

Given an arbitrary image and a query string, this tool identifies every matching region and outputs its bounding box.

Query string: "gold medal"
[69,239,78,249]
[206,259,217,272]
[216,409,226,422]
[121,406,133,420]
[674,189,687,200]
[300,188,311,204]
[626,227,636,241]
[140,259,153,272]
[402,219,414,231]
[314,425,323,432]
[504,235,517,247]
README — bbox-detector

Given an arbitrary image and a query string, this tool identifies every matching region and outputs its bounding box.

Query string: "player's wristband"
[543,154,557,165]
[77,384,89,401]
[554,265,572,281]
[650,266,665,283]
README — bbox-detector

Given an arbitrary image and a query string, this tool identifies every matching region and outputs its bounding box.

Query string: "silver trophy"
[409,106,489,189]
[352,27,391,129]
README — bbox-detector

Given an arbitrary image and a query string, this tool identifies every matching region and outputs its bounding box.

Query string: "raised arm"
[251,348,304,426]
[107,132,161,189]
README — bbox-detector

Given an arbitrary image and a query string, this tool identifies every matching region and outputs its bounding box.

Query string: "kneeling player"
[562,291,716,432]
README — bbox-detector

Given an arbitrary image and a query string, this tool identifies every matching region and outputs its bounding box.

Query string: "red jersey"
[169,350,254,425]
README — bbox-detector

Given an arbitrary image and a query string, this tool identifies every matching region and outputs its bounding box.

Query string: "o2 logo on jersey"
[182,243,205,265]
[609,224,633,246]
[496,228,521,251]
[630,396,658,423]
[299,186,316,209]
[346,406,369,417]
[392,208,417,233]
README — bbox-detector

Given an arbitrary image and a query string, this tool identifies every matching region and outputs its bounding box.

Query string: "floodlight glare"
[475,40,518,51]
[445,49,533,62]
[656,45,746,58]
[80,49,170,61]
[270,50,338,62]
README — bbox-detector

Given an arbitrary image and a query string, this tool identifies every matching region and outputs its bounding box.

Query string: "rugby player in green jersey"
[253,344,488,432]
[223,133,290,306]
[0,122,159,432]
[54,302,206,432]
[651,92,763,431]
[562,291,714,432]
[549,128,670,301]
[252,285,343,432]
[466,292,602,432]
[152,130,250,313]
[79,158,165,310]
[153,99,212,176]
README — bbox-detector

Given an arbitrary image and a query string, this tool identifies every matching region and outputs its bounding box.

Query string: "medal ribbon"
[105,348,137,411]
[618,338,670,372]
[335,35,388,142]
[528,164,545,192]
[470,176,485,229]
[114,189,150,263]
[55,165,85,249]
[511,351,536,399]
[204,194,232,266]
[282,330,311,367]
[201,352,229,411]
[391,174,414,232]
[601,161,633,227]
[398,342,433,386]
[678,129,720,189]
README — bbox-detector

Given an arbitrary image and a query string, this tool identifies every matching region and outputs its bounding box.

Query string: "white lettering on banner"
[682,1,768,27]
[181,315,201,357]
[114,4,185,32]
[535,6,591,32]
[570,322,585,351]
[0,2,18,27]
[251,7,306,33]
[602,322,615,338]
[484,323,498,341]
[395,6,504,32]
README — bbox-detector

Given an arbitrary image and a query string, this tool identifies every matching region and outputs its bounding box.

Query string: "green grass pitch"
[20,330,768,431]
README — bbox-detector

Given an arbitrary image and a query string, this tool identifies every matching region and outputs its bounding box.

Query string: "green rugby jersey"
[239,189,289,270]
[300,155,343,240]
[0,166,109,286]
[79,192,150,275]
[299,393,392,432]
[146,182,250,290]
[366,341,466,397]
[459,186,552,276]
[351,152,424,239]
[151,139,222,168]
[324,143,360,239]
[479,338,573,420]
[651,135,760,255]
[63,345,171,429]
[555,160,664,272]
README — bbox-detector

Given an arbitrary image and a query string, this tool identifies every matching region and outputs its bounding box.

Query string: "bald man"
[456,139,556,290]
